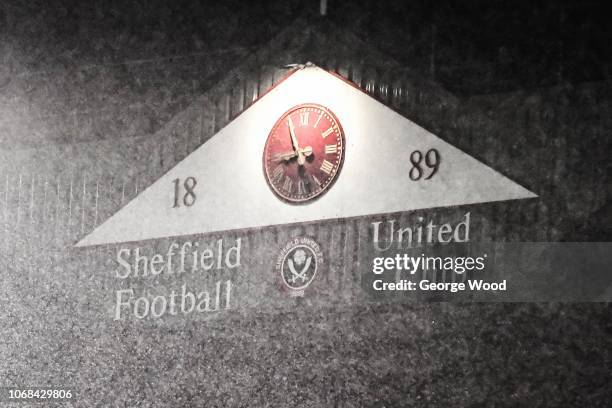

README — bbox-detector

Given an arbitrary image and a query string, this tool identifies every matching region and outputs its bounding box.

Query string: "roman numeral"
[283,177,293,192]
[325,144,337,154]
[272,166,284,182]
[320,160,334,174]
[297,179,306,195]
[300,112,309,126]
[311,174,322,187]
[313,112,323,128]
[321,127,334,138]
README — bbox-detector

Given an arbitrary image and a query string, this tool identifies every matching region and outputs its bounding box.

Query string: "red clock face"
[263,104,345,203]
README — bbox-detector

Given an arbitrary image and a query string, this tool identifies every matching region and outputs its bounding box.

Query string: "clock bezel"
[262,103,346,205]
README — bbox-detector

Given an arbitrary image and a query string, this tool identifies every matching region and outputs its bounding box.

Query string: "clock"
[263,103,345,203]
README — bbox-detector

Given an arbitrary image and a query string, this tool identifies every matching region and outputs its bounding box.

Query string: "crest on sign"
[276,237,324,297]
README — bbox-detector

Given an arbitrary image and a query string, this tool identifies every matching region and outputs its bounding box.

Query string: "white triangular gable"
[77,65,536,246]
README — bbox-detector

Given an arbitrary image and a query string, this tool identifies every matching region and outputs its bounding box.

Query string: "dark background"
[2,0,611,95]
[1,1,611,406]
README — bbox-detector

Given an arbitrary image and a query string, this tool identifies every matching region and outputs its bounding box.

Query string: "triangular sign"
[77,65,536,247]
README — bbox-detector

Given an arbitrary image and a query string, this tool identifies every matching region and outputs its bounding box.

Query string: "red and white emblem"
[275,237,324,297]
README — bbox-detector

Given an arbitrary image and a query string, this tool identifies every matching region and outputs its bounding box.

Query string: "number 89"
[409,149,440,181]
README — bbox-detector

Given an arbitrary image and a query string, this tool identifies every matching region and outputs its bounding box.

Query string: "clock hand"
[287,117,300,151]
[287,117,306,166]
[272,146,313,162]
[273,151,298,162]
